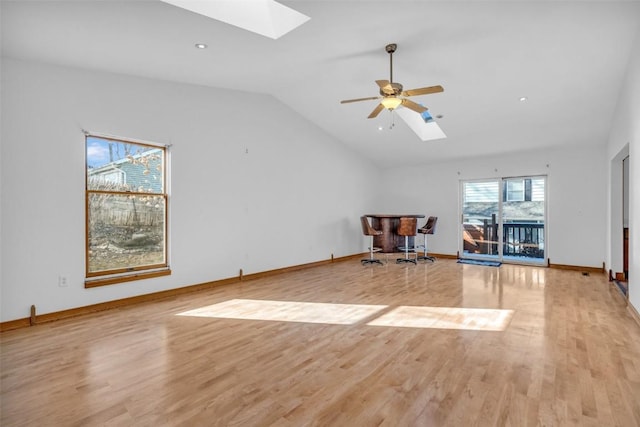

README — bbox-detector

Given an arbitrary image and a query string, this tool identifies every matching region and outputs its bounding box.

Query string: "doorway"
[460,176,546,264]
[610,147,629,297]
[623,155,629,280]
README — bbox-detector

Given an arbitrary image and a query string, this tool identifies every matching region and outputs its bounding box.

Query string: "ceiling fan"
[340,43,444,119]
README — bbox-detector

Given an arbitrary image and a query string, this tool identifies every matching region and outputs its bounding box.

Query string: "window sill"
[85,269,171,288]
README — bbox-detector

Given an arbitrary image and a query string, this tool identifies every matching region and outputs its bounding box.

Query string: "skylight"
[396,107,447,142]
[161,0,310,39]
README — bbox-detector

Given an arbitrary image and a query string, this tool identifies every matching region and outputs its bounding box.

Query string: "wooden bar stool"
[360,216,384,265]
[396,217,418,264]
[417,216,437,262]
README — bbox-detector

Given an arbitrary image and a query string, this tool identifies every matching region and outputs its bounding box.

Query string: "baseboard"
[451,254,603,272]
[240,253,362,281]
[0,318,32,331]
[428,253,459,259]
[0,253,362,332]
[1,253,609,332]
[548,261,605,274]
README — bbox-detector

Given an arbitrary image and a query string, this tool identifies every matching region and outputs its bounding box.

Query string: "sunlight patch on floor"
[176,299,387,325]
[177,299,514,331]
[367,306,514,331]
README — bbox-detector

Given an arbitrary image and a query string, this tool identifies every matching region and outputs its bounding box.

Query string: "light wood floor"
[2,259,640,426]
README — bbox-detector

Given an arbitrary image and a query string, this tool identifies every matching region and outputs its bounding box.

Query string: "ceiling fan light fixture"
[340,43,444,126]
[380,97,402,110]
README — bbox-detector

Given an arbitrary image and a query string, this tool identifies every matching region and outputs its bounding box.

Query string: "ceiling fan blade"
[401,99,428,114]
[368,103,385,119]
[377,79,400,96]
[401,85,444,97]
[340,96,380,104]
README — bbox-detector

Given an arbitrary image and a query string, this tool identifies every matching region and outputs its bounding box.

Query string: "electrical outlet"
[58,275,68,287]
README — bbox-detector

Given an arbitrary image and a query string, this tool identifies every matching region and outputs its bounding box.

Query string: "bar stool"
[396,217,418,264]
[417,216,437,262]
[360,216,384,265]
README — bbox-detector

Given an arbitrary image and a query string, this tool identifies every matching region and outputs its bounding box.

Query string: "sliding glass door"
[461,177,546,264]
[461,180,501,261]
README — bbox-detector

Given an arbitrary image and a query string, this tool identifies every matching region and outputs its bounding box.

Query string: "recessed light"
[378,126,384,131]
[519,96,528,102]
[195,43,208,49]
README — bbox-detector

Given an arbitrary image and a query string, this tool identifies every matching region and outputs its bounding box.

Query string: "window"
[506,180,524,201]
[85,135,170,287]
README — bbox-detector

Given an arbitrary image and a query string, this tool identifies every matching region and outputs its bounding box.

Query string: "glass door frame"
[459,178,503,262]
[459,176,547,265]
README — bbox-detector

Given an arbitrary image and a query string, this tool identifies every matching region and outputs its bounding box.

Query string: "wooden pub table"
[364,214,425,253]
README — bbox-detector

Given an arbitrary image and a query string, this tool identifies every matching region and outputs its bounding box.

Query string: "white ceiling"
[2,1,639,167]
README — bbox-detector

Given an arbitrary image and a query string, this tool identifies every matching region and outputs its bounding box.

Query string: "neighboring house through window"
[504,178,544,202]
[85,135,170,287]
[506,180,525,201]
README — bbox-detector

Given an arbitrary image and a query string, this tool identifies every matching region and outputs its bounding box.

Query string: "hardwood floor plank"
[2,260,640,426]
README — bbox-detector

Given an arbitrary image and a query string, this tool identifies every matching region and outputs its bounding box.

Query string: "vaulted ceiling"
[2,1,639,167]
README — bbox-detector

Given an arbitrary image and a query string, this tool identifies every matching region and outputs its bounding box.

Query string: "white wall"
[607,28,640,313]
[378,145,608,268]
[0,58,380,322]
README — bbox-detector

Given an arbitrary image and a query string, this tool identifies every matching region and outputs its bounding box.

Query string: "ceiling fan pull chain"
[389,110,395,130]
